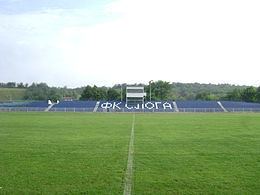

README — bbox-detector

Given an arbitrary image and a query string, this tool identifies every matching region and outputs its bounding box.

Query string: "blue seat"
[0,101,48,108]
[52,101,97,108]
[176,101,223,112]
[50,101,97,111]
[221,101,260,112]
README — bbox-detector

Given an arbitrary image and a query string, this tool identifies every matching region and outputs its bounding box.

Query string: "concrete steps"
[173,101,179,112]
[217,101,228,112]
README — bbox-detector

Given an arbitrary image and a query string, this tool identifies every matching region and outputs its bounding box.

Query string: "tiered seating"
[176,101,223,112]
[220,101,260,112]
[0,102,29,107]
[1,100,260,112]
[0,101,49,107]
[0,101,49,111]
[26,101,49,107]
[50,101,97,112]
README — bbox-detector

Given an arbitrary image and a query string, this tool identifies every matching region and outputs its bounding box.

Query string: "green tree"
[80,85,107,100]
[24,83,50,100]
[241,87,257,102]
[147,81,171,100]
[6,82,16,88]
[17,82,25,88]
[92,86,107,100]
[48,88,62,101]
[256,87,260,102]
[195,92,217,100]
[80,85,93,100]
[107,88,120,100]
[225,88,243,101]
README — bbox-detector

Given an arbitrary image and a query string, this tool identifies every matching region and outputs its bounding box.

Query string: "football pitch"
[0,112,260,194]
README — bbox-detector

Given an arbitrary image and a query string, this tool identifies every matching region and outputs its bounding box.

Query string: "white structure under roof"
[126,86,146,106]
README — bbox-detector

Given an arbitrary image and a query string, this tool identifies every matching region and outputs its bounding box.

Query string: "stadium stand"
[0,101,49,111]
[1,100,260,112]
[176,100,223,112]
[26,101,50,107]
[220,101,260,112]
[50,100,97,112]
[0,101,48,107]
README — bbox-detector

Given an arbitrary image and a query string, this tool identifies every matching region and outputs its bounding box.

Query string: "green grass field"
[0,88,26,101]
[0,112,260,194]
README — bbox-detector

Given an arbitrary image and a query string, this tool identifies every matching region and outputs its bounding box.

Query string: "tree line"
[24,83,81,101]
[1,81,260,103]
[0,82,29,88]
[80,81,260,103]
[225,86,260,103]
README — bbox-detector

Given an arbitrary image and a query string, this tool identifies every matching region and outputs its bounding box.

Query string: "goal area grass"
[0,112,260,194]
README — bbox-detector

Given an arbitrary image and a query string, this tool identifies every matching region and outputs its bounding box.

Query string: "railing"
[1,107,260,113]
[178,108,223,112]
[96,107,260,113]
[0,107,46,112]
[227,108,260,112]
[0,107,95,112]
[50,107,94,112]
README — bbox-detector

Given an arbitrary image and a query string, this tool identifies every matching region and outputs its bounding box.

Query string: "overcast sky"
[0,0,259,87]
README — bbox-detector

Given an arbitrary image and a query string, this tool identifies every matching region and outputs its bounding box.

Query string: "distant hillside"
[0,81,254,101]
[114,82,249,100]
[171,83,248,100]
[0,88,26,101]
[170,82,248,100]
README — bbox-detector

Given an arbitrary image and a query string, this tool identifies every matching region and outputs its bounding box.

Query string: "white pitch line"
[123,113,135,195]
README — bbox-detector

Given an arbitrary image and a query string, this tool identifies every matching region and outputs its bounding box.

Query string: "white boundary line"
[123,113,135,195]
